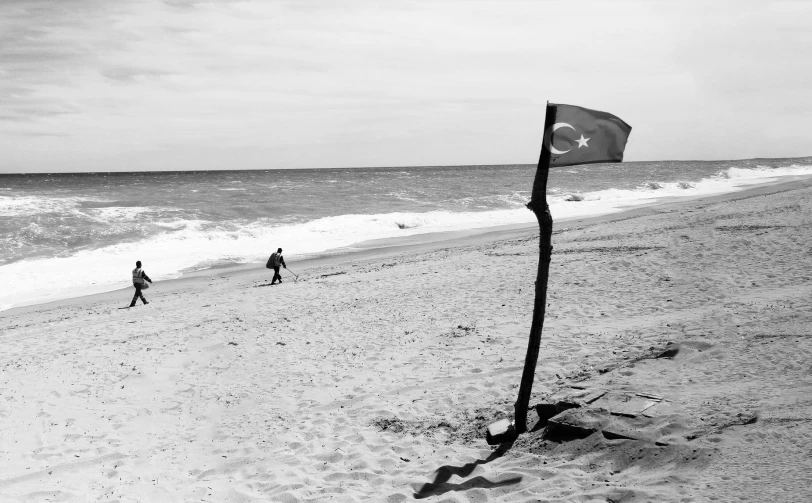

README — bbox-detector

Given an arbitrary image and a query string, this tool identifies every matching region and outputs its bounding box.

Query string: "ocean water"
[2,158,812,311]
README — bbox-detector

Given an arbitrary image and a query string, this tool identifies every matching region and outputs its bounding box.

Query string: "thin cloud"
[8,131,71,137]
[101,67,172,83]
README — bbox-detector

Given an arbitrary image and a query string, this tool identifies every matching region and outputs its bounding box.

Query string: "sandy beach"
[2,177,811,502]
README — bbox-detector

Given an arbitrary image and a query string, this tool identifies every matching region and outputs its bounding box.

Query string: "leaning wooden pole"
[514,104,556,433]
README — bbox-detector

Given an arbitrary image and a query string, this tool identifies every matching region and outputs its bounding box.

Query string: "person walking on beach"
[130,260,153,307]
[267,248,286,284]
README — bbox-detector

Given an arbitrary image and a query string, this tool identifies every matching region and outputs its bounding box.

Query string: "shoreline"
[5,174,811,317]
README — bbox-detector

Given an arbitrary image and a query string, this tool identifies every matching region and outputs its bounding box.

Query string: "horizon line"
[1,155,811,176]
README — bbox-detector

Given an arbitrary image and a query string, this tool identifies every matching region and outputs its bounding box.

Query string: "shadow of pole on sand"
[412,442,522,499]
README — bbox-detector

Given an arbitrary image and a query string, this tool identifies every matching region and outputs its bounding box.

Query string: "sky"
[1,0,811,173]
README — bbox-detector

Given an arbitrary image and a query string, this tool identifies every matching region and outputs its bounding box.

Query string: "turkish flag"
[542,103,632,168]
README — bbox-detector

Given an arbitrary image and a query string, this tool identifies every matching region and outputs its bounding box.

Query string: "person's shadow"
[412,442,522,499]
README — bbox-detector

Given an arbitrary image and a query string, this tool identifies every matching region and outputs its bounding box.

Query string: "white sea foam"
[0,195,171,220]
[85,206,167,221]
[2,164,811,310]
[0,195,81,217]
[574,164,812,206]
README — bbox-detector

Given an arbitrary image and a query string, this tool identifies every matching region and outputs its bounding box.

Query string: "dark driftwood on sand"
[514,106,555,434]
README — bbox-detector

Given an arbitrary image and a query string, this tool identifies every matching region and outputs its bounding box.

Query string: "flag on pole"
[542,103,632,167]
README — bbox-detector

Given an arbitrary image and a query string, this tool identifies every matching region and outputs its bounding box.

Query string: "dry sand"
[2,178,811,502]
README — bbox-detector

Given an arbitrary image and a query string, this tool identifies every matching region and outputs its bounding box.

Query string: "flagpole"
[514,102,556,433]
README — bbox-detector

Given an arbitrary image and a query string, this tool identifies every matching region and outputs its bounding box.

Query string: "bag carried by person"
[267,252,282,268]
[133,267,149,288]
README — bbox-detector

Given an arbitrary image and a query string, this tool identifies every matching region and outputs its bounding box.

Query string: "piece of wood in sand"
[485,418,517,445]
[591,391,661,418]
[513,105,556,434]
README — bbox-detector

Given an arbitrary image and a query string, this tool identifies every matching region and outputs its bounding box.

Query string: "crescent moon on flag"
[543,122,576,155]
